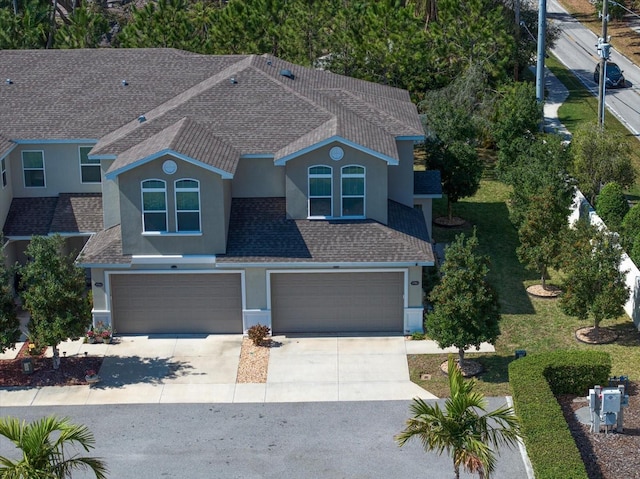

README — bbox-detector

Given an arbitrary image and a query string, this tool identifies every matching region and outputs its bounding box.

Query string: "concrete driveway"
[1,334,444,406]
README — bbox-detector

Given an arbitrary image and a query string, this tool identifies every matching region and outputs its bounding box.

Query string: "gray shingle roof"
[414,170,443,196]
[0,50,423,168]
[3,194,103,237]
[79,198,434,266]
[0,133,13,159]
[78,224,130,265]
[108,117,240,176]
[218,197,434,264]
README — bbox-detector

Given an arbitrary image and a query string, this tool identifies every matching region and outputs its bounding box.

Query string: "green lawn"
[409,179,640,398]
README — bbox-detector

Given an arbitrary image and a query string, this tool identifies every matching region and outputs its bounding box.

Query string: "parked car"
[593,62,626,88]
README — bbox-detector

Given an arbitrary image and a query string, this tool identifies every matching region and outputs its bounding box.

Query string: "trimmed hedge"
[509,350,611,479]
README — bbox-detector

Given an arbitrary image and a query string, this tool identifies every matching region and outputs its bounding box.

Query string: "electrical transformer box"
[601,388,621,414]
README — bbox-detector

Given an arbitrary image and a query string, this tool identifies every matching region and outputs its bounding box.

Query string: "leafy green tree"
[492,80,541,149]
[396,358,521,479]
[499,133,573,227]
[621,203,640,250]
[0,0,49,49]
[517,186,570,290]
[630,232,640,268]
[0,416,108,479]
[20,235,91,369]
[425,0,516,85]
[119,0,193,49]
[0,236,20,354]
[421,69,486,220]
[426,231,501,365]
[54,4,109,49]
[595,182,629,233]
[560,219,629,339]
[570,122,634,205]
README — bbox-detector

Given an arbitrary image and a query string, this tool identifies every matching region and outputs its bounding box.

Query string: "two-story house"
[1,49,441,336]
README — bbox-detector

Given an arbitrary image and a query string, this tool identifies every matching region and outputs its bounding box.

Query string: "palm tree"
[396,358,521,479]
[0,416,108,479]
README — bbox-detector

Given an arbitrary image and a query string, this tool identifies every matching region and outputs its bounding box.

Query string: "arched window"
[341,165,365,217]
[141,179,167,232]
[175,179,201,232]
[308,165,332,217]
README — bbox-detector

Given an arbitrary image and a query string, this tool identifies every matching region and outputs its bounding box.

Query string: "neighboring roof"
[414,170,443,197]
[79,198,434,266]
[0,50,423,168]
[77,224,130,266]
[2,194,103,237]
[218,197,434,264]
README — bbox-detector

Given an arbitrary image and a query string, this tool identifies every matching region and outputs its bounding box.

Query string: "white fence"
[569,190,640,329]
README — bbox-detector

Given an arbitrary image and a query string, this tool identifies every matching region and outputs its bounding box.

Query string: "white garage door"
[271,272,404,333]
[111,273,242,334]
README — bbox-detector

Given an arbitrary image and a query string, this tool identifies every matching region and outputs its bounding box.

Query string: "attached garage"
[270,271,404,333]
[110,273,242,334]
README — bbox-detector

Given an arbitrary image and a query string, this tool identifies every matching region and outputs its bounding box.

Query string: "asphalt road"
[548,0,640,136]
[1,400,530,479]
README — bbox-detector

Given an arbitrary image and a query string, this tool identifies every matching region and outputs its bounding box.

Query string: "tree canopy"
[0,237,20,354]
[559,220,629,338]
[396,357,521,479]
[20,235,91,368]
[426,231,501,364]
[0,416,108,479]
[570,122,634,205]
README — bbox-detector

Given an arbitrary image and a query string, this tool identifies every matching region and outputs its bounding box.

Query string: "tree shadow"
[609,322,640,347]
[93,355,195,388]
[475,355,514,384]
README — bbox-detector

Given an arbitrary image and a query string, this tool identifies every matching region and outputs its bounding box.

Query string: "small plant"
[411,331,426,340]
[247,324,271,346]
[94,321,114,341]
[85,369,97,377]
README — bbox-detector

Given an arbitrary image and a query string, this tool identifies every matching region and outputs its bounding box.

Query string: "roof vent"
[138,115,146,123]
[266,60,272,66]
[279,69,295,80]
[5,78,12,85]
[121,80,128,86]
[230,77,238,84]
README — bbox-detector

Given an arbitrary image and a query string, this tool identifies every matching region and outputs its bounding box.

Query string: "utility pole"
[536,0,547,126]
[597,0,610,128]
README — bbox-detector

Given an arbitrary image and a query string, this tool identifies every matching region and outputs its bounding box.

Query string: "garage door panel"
[271,272,403,333]
[111,274,242,334]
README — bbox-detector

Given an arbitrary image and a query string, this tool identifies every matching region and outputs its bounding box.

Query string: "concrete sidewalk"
[0,335,495,407]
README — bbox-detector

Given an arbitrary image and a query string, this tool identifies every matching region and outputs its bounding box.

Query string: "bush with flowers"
[95,321,114,343]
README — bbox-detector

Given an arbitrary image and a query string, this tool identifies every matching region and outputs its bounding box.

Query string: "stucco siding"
[0,155,12,230]
[118,156,227,255]
[388,140,414,207]
[245,267,267,310]
[232,157,284,197]
[101,160,121,229]
[9,143,101,197]
[285,143,388,223]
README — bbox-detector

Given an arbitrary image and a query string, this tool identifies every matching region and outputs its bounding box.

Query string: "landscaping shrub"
[622,203,640,250]
[631,232,640,267]
[247,324,271,346]
[509,350,611,479]
[596,182,629,233]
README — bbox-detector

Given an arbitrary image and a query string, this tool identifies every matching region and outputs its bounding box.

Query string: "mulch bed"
[558,382,640,479]
[575,327,619,345]
[0,342,103,387]
[433,216,467,228]
[526,284,562,298]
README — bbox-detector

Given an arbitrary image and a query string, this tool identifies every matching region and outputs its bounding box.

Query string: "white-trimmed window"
[1,157,6,188]
[80,146,101,183]
[141,179,167,232]
[341,165,365,217]
[22,151,45,188]
[175,179,201,232]
[308,165,332,217]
